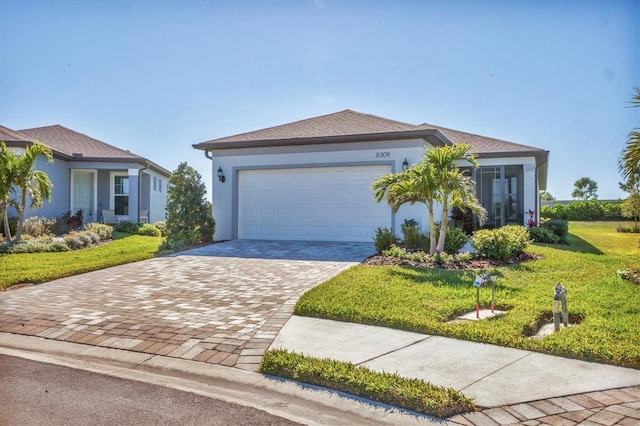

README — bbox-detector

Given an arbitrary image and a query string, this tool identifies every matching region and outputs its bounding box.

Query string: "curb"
[0,333,450,426]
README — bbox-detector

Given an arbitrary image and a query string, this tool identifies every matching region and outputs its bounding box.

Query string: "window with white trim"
[153,176,157,191]
[114,175,129,215]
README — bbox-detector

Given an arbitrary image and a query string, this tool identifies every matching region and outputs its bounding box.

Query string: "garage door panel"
[238,165,391,242]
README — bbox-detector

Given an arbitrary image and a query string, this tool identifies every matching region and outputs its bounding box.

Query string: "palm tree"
[0,143,19,241]
[619,87,640,184]
[372,159,440,253]
[12,143,54,242]
[372,143,486,254]
[426,144,487,253]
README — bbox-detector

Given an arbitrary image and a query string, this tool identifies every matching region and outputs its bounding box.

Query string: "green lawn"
[0,232,162,290]
[295,222,640,369]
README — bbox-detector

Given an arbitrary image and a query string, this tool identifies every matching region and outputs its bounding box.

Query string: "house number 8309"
[376,151,391,158]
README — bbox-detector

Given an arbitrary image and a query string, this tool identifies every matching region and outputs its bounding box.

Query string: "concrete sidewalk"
[271,316,640,424]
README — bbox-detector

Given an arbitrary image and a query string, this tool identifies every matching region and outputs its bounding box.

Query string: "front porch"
[70,168,149,225]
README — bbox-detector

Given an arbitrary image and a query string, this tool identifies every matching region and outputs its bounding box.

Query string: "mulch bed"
[362,252,543,270]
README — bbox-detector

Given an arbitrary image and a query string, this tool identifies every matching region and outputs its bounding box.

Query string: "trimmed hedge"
[260,349,475,418]
[541,200,623,221]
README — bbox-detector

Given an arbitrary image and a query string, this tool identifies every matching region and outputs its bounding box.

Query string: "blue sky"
[1,0,638,200]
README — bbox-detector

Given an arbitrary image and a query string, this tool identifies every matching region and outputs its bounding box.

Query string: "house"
[0,124,170,225]
[193,110,549,243]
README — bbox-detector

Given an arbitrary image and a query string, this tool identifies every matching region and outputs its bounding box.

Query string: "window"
[114,175,129,215]
[159,179,163,193]
[153,176,157,191]
[476,165,523,228]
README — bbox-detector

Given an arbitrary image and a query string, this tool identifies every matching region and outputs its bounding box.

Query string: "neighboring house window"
[159,179,163,193]
[114,175,129,215]
[153,176,157,191]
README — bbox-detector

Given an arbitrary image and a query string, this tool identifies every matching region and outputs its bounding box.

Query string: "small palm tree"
[426,144,487,253]
[373,160,440,253]
[12,143,54,242]
[619,87,640,185]
[0,142,18,241]
[372,143,486,254]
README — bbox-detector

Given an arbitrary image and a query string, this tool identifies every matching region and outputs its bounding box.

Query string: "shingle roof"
[0,125,34,143]
[418,123,546,156]
[208,109,422,143]
[193,109,547,157]
[194,109,450,149]
[19,125,142,160]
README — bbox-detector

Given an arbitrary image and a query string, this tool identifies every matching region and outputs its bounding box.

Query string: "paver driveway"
[0,240,374,371]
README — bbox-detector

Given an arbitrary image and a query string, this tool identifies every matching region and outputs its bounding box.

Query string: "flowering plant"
[526,209,537,228]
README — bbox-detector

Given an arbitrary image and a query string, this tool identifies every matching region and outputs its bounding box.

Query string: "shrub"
[165,162,215,247]
[63,230,100,250]
[450,207,474,234]
[63,209,84,230]
[373,227,397,253]
[114,221,141,235]
[437,226,468,253]
[63,233,82,250]
[138,223,161,237]
[617,224,640,233]
[84,223,113,241]
[159,229,198,251]
[472,225,530,260]
[260,349,475,418]
[153,221,166,236]
[22,216,57,237]
[0,237,70,254]
[401,223,428,251]
[383,244,429,262]
[1,216,18,239]
[541,219,569,242]
[528,226,560,243]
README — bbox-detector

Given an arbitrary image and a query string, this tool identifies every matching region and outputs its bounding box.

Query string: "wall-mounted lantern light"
[402,158,409,170]
[217,166,226,183]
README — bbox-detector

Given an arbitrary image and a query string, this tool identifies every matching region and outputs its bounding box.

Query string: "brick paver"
[0,240,374,371]
[457,387,640,425]
[1,240,638,424]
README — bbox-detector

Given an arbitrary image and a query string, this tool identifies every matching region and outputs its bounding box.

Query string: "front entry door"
[72,170,96,222]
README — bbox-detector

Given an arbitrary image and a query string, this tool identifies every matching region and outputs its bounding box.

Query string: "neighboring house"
[0,124,170,225]
[193,109,549,243]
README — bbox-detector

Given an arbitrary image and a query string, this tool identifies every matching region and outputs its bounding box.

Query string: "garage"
[238,165,392,242]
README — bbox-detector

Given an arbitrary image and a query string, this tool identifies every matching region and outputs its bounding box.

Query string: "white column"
[523,163,537,226]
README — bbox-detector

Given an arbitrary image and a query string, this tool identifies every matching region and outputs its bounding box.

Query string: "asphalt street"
[0,354,302,426]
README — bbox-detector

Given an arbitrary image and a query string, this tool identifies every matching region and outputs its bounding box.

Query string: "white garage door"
[238,165,392,242]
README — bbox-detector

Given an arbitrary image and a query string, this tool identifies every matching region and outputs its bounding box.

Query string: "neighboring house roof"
[0,125,35,143]
[19,125,142,161]
[0,124,170,176]
[193,109,548,159]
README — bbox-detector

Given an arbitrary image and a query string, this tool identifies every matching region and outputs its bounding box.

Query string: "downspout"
[138,161,149,223]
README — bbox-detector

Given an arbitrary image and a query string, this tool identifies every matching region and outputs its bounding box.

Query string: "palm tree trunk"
[0,203,11,242]
[436,201,449,253]
[14,190,26,242]
[428,203,437,255]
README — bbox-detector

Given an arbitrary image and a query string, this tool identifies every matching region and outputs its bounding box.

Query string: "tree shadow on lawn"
[535,233,604,255]
[384,265,524,291]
